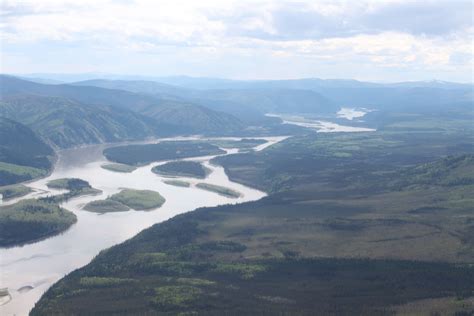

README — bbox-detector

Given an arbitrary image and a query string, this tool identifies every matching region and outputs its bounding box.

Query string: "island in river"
[0,199,77,248]
[162,179,191,187]
[0,136,280,315]
[83,199,130,213]
[104,141,225,165]
[0,178,103,248]
[152,161,211,179]
[209,138,267,150]
[196,183,241,198]
[101,163,137,173]
[31,128,474,315]
[0,184,33,200]
[83,188,166,213]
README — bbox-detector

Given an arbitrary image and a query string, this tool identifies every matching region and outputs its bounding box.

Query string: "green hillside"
[0,95,161,148]
[389,154,474,189]
[73,80,244,132]
[139,101,244,134]
[0,117,53,185]
[0,75,244,136]
[32,119,474,314]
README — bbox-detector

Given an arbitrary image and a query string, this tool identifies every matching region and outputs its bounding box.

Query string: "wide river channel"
[0,136,285,315]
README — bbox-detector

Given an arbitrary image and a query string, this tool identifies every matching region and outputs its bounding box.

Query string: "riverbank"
[0,136,283,315]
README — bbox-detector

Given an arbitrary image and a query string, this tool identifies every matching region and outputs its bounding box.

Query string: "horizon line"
[3,72,473,85]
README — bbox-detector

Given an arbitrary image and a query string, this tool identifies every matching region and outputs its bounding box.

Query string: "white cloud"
[0,0,472,81]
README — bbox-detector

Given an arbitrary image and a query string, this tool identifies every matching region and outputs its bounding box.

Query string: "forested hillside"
[73,79,338,116]
[0,117,53,186]
[0,95,162,148]
[32,115,474,315]
[0,75,245,140]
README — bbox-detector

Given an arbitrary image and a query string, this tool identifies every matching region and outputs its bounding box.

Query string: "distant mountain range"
[18,73,473,89]
[17,73,472,111]
[0,75,244,148]
[1,74,472,149]
[70,77,473,117]
[0,73,472,186]
[35,74,472,114]
[72,79,339,119]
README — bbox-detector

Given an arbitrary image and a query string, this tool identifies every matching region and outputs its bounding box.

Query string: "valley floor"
[0,136,282,315]
[32,115,474,315]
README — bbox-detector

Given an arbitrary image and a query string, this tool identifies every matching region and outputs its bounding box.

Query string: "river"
[266,112,375,132]
[0,136,285,316]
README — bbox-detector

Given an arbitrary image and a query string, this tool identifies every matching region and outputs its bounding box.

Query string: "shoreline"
[0,135,284,315]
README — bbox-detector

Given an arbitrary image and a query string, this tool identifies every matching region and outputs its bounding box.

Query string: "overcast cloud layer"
[0,0,472,82]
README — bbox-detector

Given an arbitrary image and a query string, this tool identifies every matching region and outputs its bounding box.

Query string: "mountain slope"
[74,77,471,115]
[389,154,474,188]
[144,76,473,90]
[319,87,473,113]
[73,77,471,117]
[139,101,244,133]
[0,95,169,148]
[0,75,244,135]
[192,88,337,114]
[72,79,338,118]
[73,79,187,98]
[0,75,165,110]
[0,117,54,185]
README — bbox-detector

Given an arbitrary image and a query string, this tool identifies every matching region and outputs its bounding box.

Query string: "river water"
[266,112,376,132]
[0,136,285,315]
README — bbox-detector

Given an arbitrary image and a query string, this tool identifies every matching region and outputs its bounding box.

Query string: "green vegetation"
[392,154,474,188]
[0,184,33,200]
[101,163,137,173]
[176,278,215,286]
[0,178,103,247]
[108,189,166,210]
[33,114,474,314]
[163,180,191,187]
[0,178,100,246]
[103,141,225,165]
[47,178,92,190]
[0,76,246,147]
[213,263,267,279]
[0,162,48,186]
[83,189,165,213]
[83,200,130,213]
[0,199,76,247]
[0,95,158,148]
[152,161,211,179]
[79,277,136,288]
[31,208,474,315]
[0,117,53,185]
[195,183,241,198]
[109,189,166,210]
[153,285,203,308]
[209,138,267,150]
[42,178,102,204]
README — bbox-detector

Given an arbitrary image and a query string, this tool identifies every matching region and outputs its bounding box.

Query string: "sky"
[0,0,473,82]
